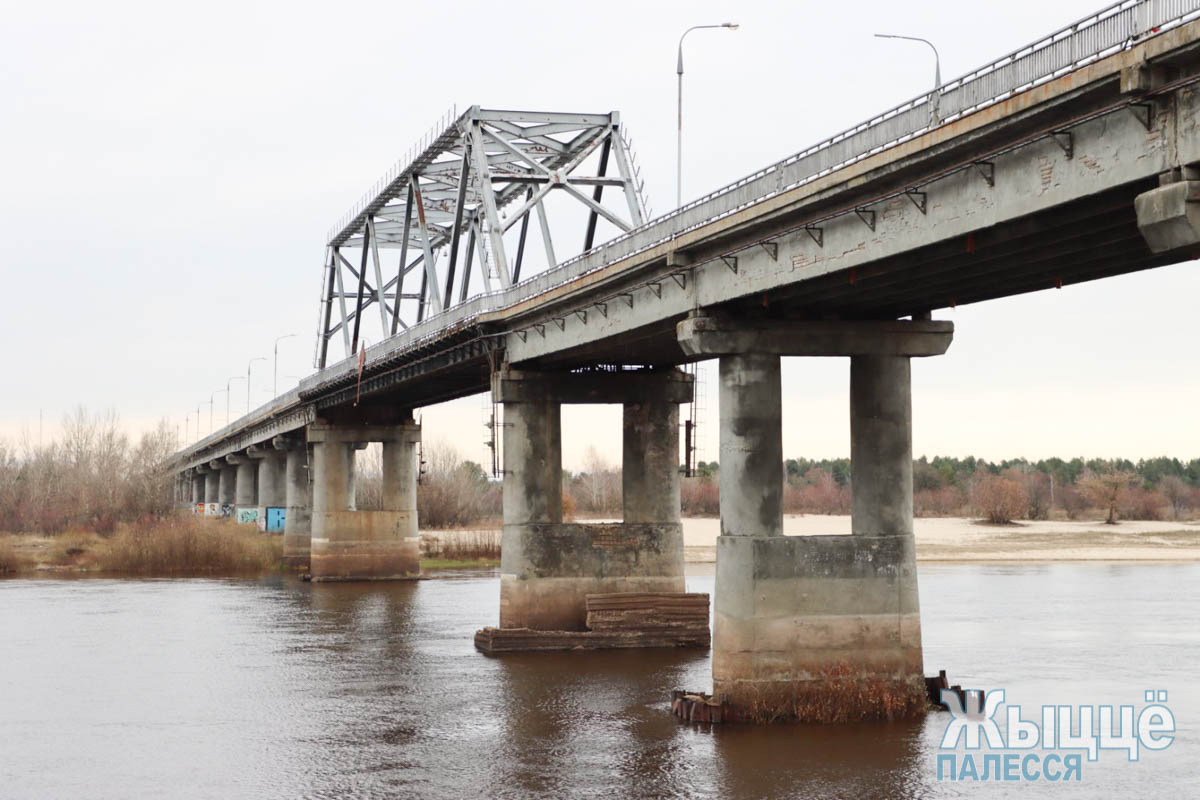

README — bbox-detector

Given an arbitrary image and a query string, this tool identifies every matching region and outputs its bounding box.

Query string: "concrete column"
[204,468,220,509]
[622,399,680,524]
[718,353,783,537]
[229,454,257,523]
[217,465,235,514]
[502,390,562,526]
[850,356,913,537]
[308,421,420,581]
[191,473,204,507]
[282,444,312,568]
[382,436,418,515]
[252,447,286,532]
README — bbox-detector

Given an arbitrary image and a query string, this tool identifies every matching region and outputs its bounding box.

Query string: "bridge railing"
[302,0,1199,391]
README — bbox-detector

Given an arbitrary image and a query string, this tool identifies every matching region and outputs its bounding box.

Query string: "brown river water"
[2,564,1197,798]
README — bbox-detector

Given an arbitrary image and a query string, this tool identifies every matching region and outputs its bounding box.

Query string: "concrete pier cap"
[675,313,954,359]
[1135,179,1200,253]
[676,311,952,721]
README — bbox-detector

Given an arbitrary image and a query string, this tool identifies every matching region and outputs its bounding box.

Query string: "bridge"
[171,0,1200,718]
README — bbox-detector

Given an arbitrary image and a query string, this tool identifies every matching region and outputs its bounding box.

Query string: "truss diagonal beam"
[316,107,651,368]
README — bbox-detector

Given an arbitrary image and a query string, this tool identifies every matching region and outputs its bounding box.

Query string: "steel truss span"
[316,107,649,368]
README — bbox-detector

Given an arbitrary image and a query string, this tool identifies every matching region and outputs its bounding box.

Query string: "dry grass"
[0,518,282,577]
[0,535,18,574]
[98,517,281,575]
[736,666,929,724]
[420,529,500,561]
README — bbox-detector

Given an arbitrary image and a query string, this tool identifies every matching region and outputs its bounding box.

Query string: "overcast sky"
[3,0,1197,470]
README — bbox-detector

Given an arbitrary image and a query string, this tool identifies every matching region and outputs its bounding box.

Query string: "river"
[1,564,1196,798]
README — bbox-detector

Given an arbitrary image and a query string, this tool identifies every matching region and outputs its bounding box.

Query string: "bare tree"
[1078,470,1138,524]
[1157,475,1190,520]
[971,473,1026,524]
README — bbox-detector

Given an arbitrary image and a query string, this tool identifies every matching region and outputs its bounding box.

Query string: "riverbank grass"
[420,557,500,570]
[0,518,282,576]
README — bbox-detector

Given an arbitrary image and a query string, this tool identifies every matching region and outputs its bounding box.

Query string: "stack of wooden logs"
[584,593,710,641]
[474,592,710,653]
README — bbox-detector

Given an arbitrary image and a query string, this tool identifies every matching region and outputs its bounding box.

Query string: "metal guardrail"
[301,0,1200,394]
[326,105,460,245]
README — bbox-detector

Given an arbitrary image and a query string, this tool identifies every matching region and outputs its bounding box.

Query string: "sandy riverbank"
[679,515,1200,563]
[428,515,1200,565]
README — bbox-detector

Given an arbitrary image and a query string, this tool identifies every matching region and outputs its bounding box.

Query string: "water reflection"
[1,564,1197,798]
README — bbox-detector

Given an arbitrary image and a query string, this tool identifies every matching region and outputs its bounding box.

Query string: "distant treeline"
[682,456,1200,522]
[4,406,1197,535]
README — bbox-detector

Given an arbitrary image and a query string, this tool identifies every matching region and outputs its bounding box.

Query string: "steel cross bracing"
[316,107,648,368]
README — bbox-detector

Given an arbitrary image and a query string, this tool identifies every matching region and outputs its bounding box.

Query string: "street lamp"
[247,357,267,414]
[225,376,245,426]
[209,390,225,435]
[677,22,739,208]
[196,404,202,441]
[273,334,296,397]
[875,33,942,124]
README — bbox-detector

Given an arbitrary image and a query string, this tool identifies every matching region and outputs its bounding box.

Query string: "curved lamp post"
[246,357,267,415]
[274,334,296,397]
[677,22,739,208]
[225,376,245,426]
[875,33,942,124]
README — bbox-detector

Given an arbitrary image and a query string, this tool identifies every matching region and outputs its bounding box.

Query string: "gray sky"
[3,0,1197,470]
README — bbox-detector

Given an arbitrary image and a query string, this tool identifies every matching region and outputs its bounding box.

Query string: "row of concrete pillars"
[177,422,420,581]
[176,316,951,716]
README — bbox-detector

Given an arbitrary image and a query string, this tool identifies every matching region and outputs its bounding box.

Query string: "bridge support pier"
[190,470,205,510]
[678,314,951,721]
[228,454,257,523]
[212,460,236,517]
[202,465,220,514]
[277,437,312,568]
[249,445,286,532]
[309,420,421,581]
[495,367,690,632]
